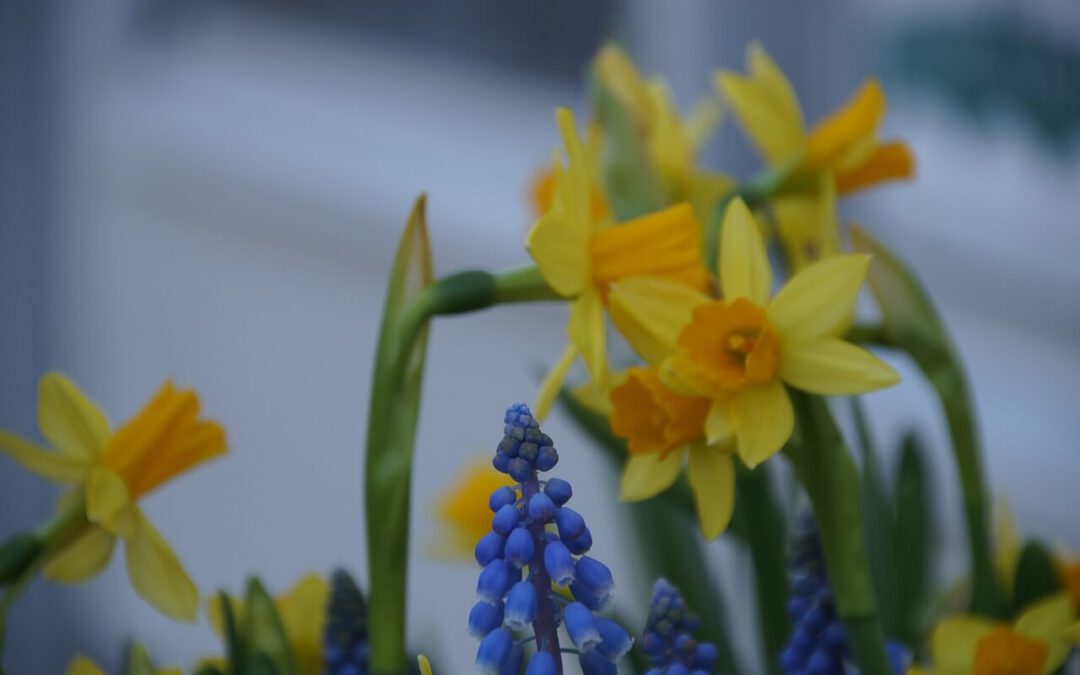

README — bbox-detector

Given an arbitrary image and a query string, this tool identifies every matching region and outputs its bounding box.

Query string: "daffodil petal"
[805,79,885,170]
[66,656,107,675]
[86,467,136,537]
[1014,594,1075,672]
[780,338,899,395]
[44,527,117,583]
[124,509,199,622]
[277,574,331,675]
[525,213,589,297]
[609,277,710,366]
[38,372,110,460]
[767,254,870,342]
[705,401,735,445]
[0,430,87,482]
[731,381,793,468]
[688,447,735,539]
[533,344,577,421]
[930,616,995,672]
[716,43,806,164]
[835,140,915,195]
[773,176,840,272]
[418,656,434,675]
[620,451,683,502]
[568,289,606,384]
[720,198,772,305]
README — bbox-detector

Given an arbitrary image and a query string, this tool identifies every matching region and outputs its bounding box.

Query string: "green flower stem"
[0,495,89,663]
[786,390,892,675]
[366,264,557,675]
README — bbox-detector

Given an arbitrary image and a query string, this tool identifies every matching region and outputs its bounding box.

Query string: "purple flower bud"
[492,504,522,535]
[474,532,506,567]
[498,436,520,457]
[508,457,533,482]
[475,627,513,675]
[641,632,665,656]
[468,600,504,638]
[536,445,558,471]
[573,557,614,609]
[492,452,510,473]
[554,507,586,540]
[525,651,558,675]
[595,617,633,658]
[501,643,524,675]
[543,540,575,586]
[518,442,538,462]
[666,664,690,675]
[489,486,516,512]
[564,527,592,555]
[503,581,537,631]
[543,478,572,505]
[477,559,518,603]
[693,643,719,670]
[528,493,556,522]
[563,601,601,651]
[578,650,617,675]
[504,527,534,568]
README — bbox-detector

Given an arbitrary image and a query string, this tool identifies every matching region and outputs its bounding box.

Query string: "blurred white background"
[1,1,1078,673]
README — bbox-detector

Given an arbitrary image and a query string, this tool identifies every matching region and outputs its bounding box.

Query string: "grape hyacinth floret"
[324,569,370,675]
[779,511,909,675]
[640,578,720,675]
[472,403,632,675]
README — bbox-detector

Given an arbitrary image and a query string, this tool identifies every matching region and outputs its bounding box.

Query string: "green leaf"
[894,432,931,647]
[851,225,1000,617]
[850,398,898,638]
[243,577,297,675]
[219,590,245,674]
[193,667,227,675]
[365,195,435,675]
[125,643,156,675]
[0,533,42,586]
[1011,541,1061,615]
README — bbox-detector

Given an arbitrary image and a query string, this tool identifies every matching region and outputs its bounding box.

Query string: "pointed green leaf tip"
[1012,541,1061,615]
[125,643,156,675]
[244,577,298,675]
[366,194,434,674]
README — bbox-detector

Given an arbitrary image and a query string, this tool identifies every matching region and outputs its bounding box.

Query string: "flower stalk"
[785,390,892,675]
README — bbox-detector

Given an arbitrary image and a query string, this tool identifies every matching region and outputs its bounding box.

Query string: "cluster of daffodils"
[471,404,631,675]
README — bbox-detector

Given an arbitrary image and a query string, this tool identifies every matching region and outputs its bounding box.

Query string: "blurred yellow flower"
[67,654,180,675]
[609,198,898,468]
[418,655,434,675]
[594,44,731,214]
[431,459,514,559]
[527,107,709,419]
[0,372,226,622]
[912,594,1080,675]
[530,121,609,222]
[206,574,330,675]
[610,367,736,538]
[717,44,914,269]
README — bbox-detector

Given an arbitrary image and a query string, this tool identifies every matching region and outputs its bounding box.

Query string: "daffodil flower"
[431,459,514,560]
[609,197,899,468]
[526,107,709,419]
[67,654,180,675]
[0,372,226,621]
[418,655,434,675]
[716,43,914,268]
[609,367,736,539]
[912,594,1080,675]
[594,44,731,214]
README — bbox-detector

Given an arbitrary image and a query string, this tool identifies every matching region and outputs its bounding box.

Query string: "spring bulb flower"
[912,594,1080,675]
[527,107,709,419]
[779,512,909,675]
[471,403,631,675]
[67,652,180,675]
[640,578,721,674]
[432,459,515,560]
[717,43,914,269]
[0,372,226,621]
[323,569,371,675]
[609,197,899,470]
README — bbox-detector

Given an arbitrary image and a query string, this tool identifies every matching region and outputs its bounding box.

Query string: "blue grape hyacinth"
[471,403,632,675]
[779,511,909,675]
[324,569,370,675]
[640,578,720,675]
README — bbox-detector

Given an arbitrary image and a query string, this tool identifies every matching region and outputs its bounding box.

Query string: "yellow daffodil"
[912,594,1080,675]
[717,42,914,195]
[717,44,914,269]
[530,121,609,222]
[608,198,899,468]
[206,574,330,675]
[431,459,514,559]
[594,44,731,214]
[526,107,709,419]
[0,372,226,621]
[609,366,736,538]
[418,655,434,675]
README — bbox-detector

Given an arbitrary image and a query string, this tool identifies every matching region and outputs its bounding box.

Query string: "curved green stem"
[786,391,891,675]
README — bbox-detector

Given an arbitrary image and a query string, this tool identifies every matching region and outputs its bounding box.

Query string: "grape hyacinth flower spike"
[324,569,370,675]
[779,511,910,675]
[640,578,720,675]
[472,403,632,675]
